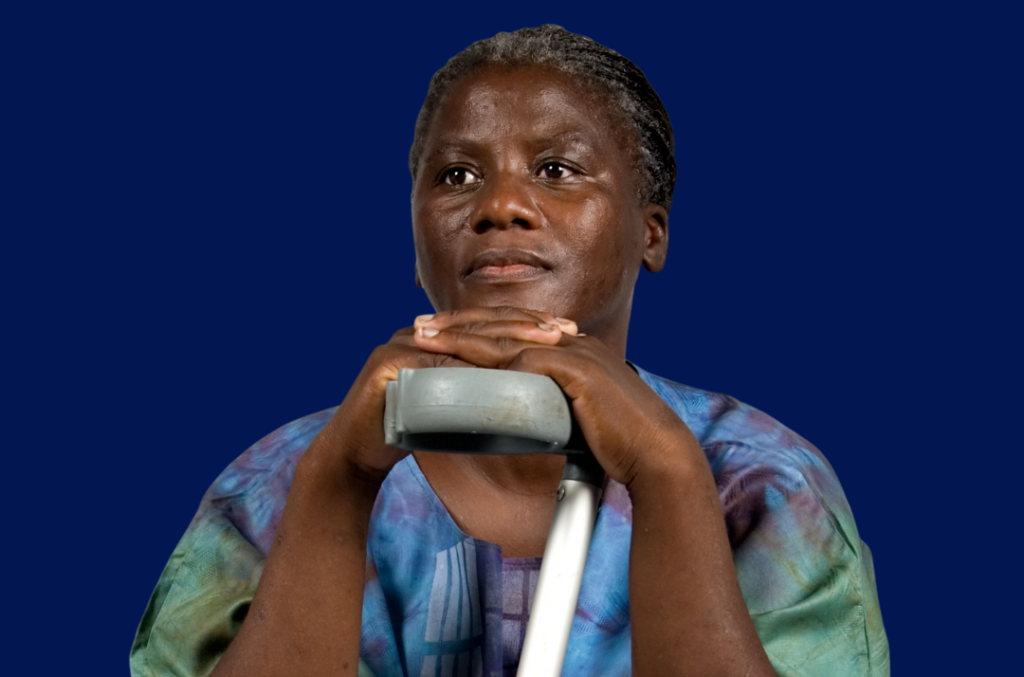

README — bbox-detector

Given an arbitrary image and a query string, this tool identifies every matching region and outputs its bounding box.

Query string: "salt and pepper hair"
[409,25,677,212]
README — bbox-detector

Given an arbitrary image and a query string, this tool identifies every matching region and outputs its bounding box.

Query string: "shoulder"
[632,363,854,535]
[196,407,338,554]
[633,364,889,674]
[632,364,858,562]
[132,407,342,675]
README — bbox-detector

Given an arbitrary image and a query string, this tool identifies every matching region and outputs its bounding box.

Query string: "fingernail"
[419,327,439,338]
[538,322,554,331]
[556,317,572,324]
[415,314,436,325]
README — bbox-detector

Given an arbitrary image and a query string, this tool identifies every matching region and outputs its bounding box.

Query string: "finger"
[388,326,416,344]
[415,307,578,335]
[316,340,478,479]
[413,326,561,368]
[415,307,552,331]
[413,333,606,425]
[419,319,563,346]
[372,340,476,388]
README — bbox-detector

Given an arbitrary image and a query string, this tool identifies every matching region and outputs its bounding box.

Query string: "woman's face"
[411,65,667,338]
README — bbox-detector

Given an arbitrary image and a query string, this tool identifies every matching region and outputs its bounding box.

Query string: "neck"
[467,453,567,496]
[577,292,632,359]
[418,451,566,498]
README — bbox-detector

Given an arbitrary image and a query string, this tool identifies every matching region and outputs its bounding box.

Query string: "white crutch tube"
[516,475,602,677]
[383,368,605,676]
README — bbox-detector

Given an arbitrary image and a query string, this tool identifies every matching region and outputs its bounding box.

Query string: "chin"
[457,286,566,316]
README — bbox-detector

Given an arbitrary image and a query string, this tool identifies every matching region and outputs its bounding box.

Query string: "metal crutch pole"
[516,451,604,677]
[384,367,604,677]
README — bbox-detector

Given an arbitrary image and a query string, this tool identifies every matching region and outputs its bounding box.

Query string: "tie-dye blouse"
[130,365,889,676]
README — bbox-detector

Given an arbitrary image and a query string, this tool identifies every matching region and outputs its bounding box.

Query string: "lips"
[465,248,553,282]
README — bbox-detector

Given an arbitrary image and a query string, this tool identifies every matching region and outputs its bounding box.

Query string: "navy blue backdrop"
[4,2,1019,674]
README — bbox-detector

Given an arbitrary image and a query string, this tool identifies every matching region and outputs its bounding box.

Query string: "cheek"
[413,207,465,268]
[561,199,639,276]
[412,211,477,312]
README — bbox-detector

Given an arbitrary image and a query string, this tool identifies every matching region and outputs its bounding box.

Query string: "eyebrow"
[422,129,599,166]
[526,132,595,155]
[421,138,488,165]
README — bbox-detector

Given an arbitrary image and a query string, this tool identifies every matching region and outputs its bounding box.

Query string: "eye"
[539,162,575,180]
[441,167,480,186]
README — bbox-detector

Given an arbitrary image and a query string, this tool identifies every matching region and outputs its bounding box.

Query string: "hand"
[412,306,706,489]
[413,308,775,676]
[301,307,582,488]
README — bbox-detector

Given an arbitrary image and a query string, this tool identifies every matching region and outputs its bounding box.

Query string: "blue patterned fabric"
[501,557,541,676]
[131,365,889,676]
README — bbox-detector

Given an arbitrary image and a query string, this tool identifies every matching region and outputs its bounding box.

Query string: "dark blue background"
[4,2,1019,673]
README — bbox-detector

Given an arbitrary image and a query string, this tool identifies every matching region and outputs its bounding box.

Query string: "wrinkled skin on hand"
[310,303,704,491]
[409,306,704,489]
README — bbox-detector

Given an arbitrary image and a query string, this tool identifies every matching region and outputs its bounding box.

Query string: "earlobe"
[641,204,669,273]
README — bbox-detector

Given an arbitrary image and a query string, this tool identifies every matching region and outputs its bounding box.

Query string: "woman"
[131,26,888,676]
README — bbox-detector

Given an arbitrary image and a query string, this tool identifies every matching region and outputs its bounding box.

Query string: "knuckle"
[418,352,465,369]
[386,329,416,349]
[391,326,415,340]
[452,329,474,344]
[515,346,542,367]
[508,352,531,371]
[435,354,464,368]
[370,344,393,362]
[370,340,421,371]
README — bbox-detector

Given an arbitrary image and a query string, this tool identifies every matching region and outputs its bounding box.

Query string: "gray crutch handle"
[383,367,605,677]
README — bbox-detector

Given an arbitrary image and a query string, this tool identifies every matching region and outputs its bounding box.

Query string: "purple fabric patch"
[500,556,542,676]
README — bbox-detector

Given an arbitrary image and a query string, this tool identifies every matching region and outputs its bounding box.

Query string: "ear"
[640,203,669,273]
[415,263,423,289]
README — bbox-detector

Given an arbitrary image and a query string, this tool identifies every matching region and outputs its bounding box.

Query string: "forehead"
[421,65,630,160]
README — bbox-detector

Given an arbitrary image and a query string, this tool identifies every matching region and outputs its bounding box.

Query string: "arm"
[413,309,777,676]
[628,446,775,676]
[207,450,380,677]
[208,330,473,676]
[205,344,404,677]
[207,310,569,676]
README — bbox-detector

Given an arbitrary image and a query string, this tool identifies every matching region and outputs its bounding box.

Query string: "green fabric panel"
[130,509,379,676]
[749,537,888,676]
[130,511,262,676]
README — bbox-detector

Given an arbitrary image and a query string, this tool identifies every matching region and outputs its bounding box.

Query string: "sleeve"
[129,509,378,677]
[723,457,890,677]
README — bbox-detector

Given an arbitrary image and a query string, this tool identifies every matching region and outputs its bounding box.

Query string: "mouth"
[465,248,553,283]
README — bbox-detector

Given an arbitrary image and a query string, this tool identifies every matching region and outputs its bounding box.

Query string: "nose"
[470,170,541,234]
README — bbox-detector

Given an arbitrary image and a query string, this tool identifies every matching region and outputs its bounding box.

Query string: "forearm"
[210,445,381,677]
[628,443,776,677]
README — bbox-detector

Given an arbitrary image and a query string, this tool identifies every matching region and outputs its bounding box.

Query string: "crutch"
[385,367,604,677]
